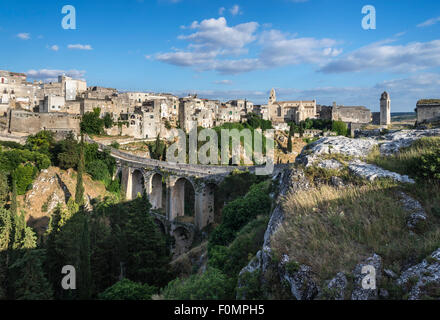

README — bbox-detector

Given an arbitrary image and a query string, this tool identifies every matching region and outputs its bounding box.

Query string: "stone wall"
[8,110,80,135]
[416,104,440,124]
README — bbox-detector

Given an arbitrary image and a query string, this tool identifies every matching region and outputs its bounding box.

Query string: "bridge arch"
[131,169,145,199]
[149,172,165,210]
[169,177,195,224]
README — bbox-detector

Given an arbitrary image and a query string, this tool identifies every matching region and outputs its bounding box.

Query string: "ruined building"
[416,99,440,124]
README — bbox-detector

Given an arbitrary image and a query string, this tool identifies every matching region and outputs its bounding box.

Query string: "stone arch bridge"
[89,138,284,231]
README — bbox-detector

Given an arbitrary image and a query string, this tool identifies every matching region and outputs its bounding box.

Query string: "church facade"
[267,89,317,124]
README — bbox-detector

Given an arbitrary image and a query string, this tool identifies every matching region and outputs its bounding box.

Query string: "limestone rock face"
[278,254,319,300]
[395,191,428,232]
[317,159,343,170]
[325,272,348,300]
[237,167,312,299]
[297,136,377,166]
[397,248,440,300]
[379,129,440,155]
[297,129,440,167]
[348,160,415,184]
[351,254,382,300]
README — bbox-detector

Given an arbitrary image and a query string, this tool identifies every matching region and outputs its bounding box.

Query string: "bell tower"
[269,88,276,105]
[380,91,391,126]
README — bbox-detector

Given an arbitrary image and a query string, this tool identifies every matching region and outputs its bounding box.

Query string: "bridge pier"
[119,164,219,231]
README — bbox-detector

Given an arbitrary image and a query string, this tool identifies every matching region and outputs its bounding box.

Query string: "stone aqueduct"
[89,138,284,231]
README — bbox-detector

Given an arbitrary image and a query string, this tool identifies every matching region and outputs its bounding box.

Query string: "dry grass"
[272,180,440,284]
[367,137,440,177]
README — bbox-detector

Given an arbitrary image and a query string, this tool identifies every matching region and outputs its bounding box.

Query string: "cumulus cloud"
[50,45,59,51]
[26,69,86,82]
[17,33,30,40]
[67,44,93,50]
[155,17,341,74]
[218,7,225,16]
[320,39,440,74]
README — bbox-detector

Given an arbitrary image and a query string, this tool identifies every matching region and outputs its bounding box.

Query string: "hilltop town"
[2,69,439,144]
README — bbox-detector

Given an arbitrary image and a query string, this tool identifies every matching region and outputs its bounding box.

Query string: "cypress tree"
[287,123,293,153]
[75,135,85,207]
[10,177,17,216]
[78,213,91,299]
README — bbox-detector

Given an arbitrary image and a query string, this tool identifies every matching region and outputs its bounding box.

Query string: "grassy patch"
[272,180,440,285]
[367,137,440,179]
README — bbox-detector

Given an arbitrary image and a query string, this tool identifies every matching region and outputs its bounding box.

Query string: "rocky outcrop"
[397,248,440,300]
[348,160,415,184]
[237,167,313,300]
[296,136,377,166]
[324,272,348,300]
[379,129,440,155]
[317,159,343,170]
[297,129,440,167]
[351,254,382,300]
[395,191,428,232]
[278,255,319,300]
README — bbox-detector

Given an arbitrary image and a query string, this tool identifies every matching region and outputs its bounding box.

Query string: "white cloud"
[50,45,59,51]
[230,4,241,16]
[320,39,440,74]
[26,69,86,82]
[67,44,93,50]
[155,17,341,74]
[173,73,440,112]
[258,29,342,68]
[214,79,233,85]
[218,7,225,16]
[17,33,30,40]
[417,16,440,28]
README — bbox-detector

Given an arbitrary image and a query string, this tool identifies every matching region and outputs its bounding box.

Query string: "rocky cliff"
[237,129,440,300]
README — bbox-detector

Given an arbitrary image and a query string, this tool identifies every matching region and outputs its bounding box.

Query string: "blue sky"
[1,0,440,111]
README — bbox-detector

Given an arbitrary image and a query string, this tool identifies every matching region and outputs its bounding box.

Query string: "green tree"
[0,171,8,206]
[78,214,92,299]
[80,108,105,135]
[25,131,55,158]
[109,194,171,287]
[13,164,37,195]
[287,123,293,153]
[8,250,53,300]
[332,121,348,136]
[75,137,85,207]
[98,279,157,300]
[0,208,12,299]
[103,113,114,129]
[55,132,79,169]
[10,177,17,216]
[161,267,232,300]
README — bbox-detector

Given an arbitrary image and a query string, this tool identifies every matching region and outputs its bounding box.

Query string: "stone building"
[8,109,80,136]
[252,105,269,120]
[0,70,43,113]
[267,88,317,124]
[318,102,372,124]
[380,91,391,125]
[416,99,440,124]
